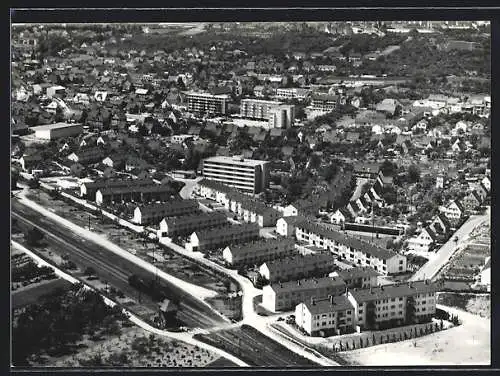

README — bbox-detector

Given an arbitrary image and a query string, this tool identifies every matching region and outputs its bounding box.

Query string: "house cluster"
[407,173,490,253]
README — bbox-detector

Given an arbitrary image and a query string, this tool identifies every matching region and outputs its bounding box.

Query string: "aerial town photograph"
[10,20,491,368]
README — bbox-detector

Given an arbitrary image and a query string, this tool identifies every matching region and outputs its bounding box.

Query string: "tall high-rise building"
[185,91,229,115]
[201,155,270,194]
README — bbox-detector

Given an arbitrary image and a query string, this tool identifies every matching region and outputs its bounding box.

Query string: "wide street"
[410,207,490,282]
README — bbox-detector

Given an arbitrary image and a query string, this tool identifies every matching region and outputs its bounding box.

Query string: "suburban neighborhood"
[11,19,491,368]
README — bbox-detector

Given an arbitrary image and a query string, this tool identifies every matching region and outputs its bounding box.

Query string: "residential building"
[158,212,227,237]
[330,267,380,289]
[310,94,338,112]
[276,216,308,237]
[240,98,295,129]
[222,237,296,267]
[262,276,347,312]
[80,178,155,201]
[67,146,105,165]
[275,87,311,101]
[259,253,337,283]
[346,280,438,330]
[295,295,355,336]
[439,200,465,225]
[187,223,260,252]
[132,200,199,225]
[407,227,438,253]
[460,191,483,213]
[200,156,270,194]
[185,91,229,115]
[95,184,173,206]
[32,122,83,140]
[295,221,407,275]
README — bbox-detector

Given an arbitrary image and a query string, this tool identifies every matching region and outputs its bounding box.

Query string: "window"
[399,260,404,264]
[347,310,352,315]
[391,298,396,302]
[422,301,426,305]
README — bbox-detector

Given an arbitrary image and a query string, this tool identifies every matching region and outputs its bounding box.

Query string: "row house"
[222,237,295,267]
[187,223,260,252]
[132,199,199,225]
[439,200,465,226]
[259,253,337,283]
[158,212,227,237]
[294,221,407,275]
[95,184,173,206]
[262,276,347,312]
[80,178,155,200]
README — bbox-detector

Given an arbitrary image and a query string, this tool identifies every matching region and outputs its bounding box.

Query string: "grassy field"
[12,279,71,310]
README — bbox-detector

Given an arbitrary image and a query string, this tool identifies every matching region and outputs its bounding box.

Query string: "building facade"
[158,212,227,237]
[262,276,347,312]
[185,92,229,115]
[222,237,295,267]
[188,223,260,252]
[132,200,199,225]
[201,156,270,194]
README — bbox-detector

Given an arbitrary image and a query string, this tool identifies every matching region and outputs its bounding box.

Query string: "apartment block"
[240,98,295,128]
[330,267,380,289]
[295,221,407,275]
[295,295,355,336]
[262,276,347,312]
[95,184,173,206]
[80,178,155,201]
[346,280,438,331]
[295,280,438,336]
[132,200,199,225]
[201,156,270,194]
[158,212,227,237]
[185,91,229,115]
[187,223,260,252]
[222,237,296,267]
[310,94,339,112]
[259,253,337,283]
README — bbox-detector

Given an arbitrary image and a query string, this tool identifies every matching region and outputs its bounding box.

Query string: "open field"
[12,278,71,310]
[337,305,490,366]
[51,327,221,368]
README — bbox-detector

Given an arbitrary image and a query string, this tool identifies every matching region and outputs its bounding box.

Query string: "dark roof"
[137,200,199,216]
[268,276,346,293]
[304,294,354,314]
[348,280,438,303]
[226,237,294,256]
[261,253,336,272]
[193,223,260,241]
[162,211,226,227]
[334,266,380,280]
[296,220,400,260]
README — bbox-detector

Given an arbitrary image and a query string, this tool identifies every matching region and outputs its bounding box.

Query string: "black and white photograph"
[10,13,491,369]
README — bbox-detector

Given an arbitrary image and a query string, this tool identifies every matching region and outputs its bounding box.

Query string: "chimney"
[330,295,334,304]
[297,280,301,286]
[311,296,316,305]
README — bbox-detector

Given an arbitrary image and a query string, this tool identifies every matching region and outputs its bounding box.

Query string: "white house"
[407,227,438,252]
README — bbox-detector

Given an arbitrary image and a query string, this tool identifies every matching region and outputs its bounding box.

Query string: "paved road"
[14,195,331,366]
[410,207,490,282]
[12,201,225,329]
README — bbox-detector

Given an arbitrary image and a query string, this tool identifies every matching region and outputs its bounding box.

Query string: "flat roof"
[204,155,268,167]
[32,122,82,131]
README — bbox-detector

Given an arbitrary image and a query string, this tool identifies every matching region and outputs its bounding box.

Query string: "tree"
[405,296,416,325]
[84,266,96,276]
[365,301,376,330]
[408,164,421,183]
[380,159,398,176]
[25,227,44,247]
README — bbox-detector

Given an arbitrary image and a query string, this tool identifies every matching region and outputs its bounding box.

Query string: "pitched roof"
[137,200,199,216]
[267,276,346,294]
[296,220,400,260]
[348,280,438,303]
[304,294,354,314]
[333,266,380,281]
